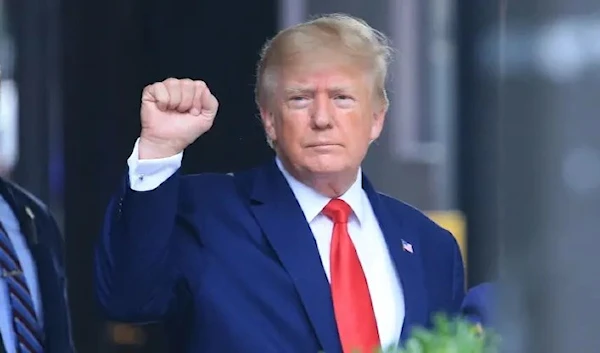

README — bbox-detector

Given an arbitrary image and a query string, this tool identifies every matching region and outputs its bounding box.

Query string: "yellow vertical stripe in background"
[425,210,467,267]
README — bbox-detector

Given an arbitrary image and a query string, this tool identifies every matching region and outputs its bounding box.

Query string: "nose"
[310,94,333,130]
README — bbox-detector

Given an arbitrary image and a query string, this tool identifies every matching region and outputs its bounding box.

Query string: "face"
[260,57,386,180]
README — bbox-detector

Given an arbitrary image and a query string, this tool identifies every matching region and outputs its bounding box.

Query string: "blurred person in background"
[0,69,75,353]
[462,282,495,329]
[0,77,17,178]
[94,14,465,353]
[0,49,18,178]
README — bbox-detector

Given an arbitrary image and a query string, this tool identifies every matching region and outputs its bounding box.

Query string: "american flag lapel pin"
[402,239,413,254]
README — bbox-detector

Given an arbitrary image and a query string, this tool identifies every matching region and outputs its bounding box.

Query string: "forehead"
[278,57,370,91]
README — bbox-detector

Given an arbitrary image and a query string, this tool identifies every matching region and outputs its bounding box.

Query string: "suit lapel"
[362,177,429,342]
[29,245,66,353]
[247,161,342,353]
[17,204,66,353]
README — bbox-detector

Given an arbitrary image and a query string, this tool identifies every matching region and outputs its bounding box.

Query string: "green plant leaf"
[319,315,499,353]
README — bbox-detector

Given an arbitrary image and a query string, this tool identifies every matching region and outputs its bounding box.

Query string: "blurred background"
[1,0,599,352]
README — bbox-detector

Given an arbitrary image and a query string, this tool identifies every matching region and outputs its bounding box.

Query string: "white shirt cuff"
[127,138,183,191]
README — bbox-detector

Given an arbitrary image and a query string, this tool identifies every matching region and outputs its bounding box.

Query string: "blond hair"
[255,13,393,109]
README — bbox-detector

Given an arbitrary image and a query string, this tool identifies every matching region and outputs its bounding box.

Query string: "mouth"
[306,143,342,148]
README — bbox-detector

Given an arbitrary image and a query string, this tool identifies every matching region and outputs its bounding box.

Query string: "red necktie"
[322,199,380,353]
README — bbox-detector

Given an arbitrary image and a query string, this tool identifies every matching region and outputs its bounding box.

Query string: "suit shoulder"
[3,180,50,214]
[181,171,235,184]
[1,180,63,241]
[179,166,258,199]
[377,191,434,227]
[180,170,248,189]
[377,192,458,248]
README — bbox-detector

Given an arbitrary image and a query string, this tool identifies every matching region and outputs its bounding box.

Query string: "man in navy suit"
[0,177,75,353]
[94,14,464,353]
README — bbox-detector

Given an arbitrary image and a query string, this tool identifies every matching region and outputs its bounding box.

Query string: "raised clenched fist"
[138,78,219,159]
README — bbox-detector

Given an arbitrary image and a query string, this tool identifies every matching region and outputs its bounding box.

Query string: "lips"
[306,143,341,148]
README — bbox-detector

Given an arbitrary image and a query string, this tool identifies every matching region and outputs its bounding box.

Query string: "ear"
[259,106,277,144]
[369,104,387,141]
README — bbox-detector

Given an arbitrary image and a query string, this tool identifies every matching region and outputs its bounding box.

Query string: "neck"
[304,173,358,198]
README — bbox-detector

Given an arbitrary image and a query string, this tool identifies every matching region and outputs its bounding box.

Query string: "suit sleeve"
[451,236,466,312]
[461,283,494,326]
[93,140,184,323]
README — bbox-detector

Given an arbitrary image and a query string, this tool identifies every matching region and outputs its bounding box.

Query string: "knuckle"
[180,78,194,86]
[180,79,195,96]
[155,84,168,99]
[164,78,180,89]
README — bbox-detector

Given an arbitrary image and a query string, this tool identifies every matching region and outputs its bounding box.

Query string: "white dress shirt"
[127,138,405,349]
[0,196,43,353]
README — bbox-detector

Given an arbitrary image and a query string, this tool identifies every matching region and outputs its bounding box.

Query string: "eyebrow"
[283,86,353,96]
[283,87,313,96]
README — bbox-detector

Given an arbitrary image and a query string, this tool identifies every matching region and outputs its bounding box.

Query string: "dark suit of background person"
[461,282,495,328]
[0,177,75,353]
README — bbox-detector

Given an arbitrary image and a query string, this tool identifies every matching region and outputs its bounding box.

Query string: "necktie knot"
[322,199,352,224]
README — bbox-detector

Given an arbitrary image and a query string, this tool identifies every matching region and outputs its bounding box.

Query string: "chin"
[302,155,351,175]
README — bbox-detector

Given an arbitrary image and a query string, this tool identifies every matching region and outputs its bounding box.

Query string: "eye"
[334,95,355,108]
[287,96,311,108]
[289,96,308,102]
[335,95,353,101]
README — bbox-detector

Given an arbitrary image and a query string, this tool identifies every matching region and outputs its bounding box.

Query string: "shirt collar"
[275,157,365,224]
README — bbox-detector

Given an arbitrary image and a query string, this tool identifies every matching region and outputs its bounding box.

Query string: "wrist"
[138,137,183,160]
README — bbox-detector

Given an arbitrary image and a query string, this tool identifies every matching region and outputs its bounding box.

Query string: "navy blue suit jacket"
[0,178,75,353]
[94,159,465,353]
[461,282,495,327]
